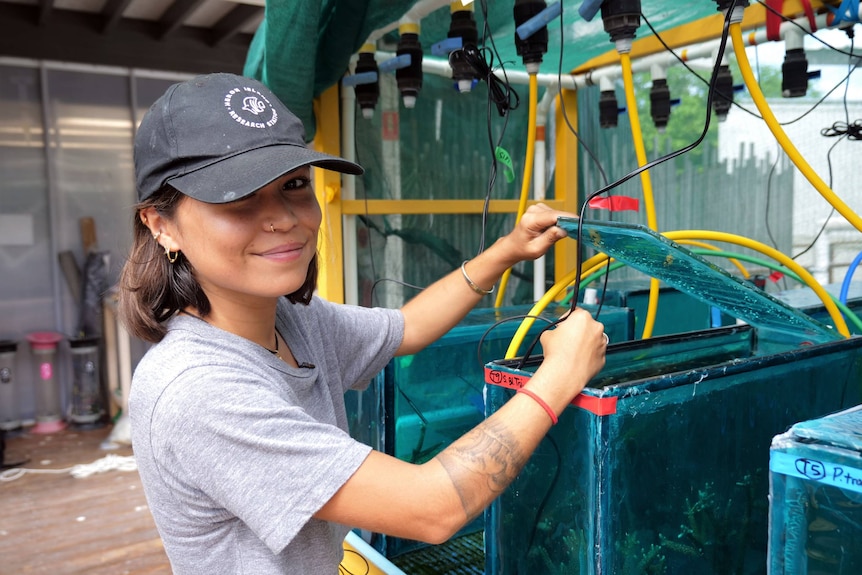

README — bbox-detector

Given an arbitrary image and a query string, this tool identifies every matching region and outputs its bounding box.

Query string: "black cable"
[641,10,860,127]
[516,1,740,370]
[461,43,520,118]
[475,0,519,257]
[555,1,613,319]
[556,11,609,188]
[764,142,782,250]
[475,314,556,369]
[641,10,762,120]
[821,119,862,139]
[793,34,859,261]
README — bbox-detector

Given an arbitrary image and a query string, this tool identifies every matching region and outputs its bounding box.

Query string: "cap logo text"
[224,87,278,129]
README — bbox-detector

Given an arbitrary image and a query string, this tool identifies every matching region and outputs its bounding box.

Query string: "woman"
[120,73,607,574]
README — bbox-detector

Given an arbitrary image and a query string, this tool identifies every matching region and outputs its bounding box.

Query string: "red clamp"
[766,0,784,41]
[766,0,817,41]
[801,0,817,32]
[588,195,640,212]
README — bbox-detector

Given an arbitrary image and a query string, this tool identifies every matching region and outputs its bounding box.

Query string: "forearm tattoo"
[436,418,528,520]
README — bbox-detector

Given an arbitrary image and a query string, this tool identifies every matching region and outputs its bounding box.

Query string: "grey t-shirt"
[129,296,404,574]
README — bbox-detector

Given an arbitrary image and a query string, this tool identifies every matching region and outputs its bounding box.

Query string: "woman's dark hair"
[117,185,318,343]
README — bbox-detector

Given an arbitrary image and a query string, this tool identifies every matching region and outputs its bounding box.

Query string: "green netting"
[243,0,418,140]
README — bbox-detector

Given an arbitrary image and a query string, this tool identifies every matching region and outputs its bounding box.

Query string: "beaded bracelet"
[460,260,495,296]
[517,388,558,425]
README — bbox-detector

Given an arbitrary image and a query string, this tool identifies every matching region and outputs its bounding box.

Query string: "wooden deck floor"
[0,425,171,575]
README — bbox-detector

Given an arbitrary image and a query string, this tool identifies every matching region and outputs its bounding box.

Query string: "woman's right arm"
[314,307,606,544]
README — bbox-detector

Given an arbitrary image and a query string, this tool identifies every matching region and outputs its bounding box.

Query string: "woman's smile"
[258,242,307,262]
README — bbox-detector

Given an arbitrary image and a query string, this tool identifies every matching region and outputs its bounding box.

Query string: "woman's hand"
[493,203,575,266]
[528,307,607,408]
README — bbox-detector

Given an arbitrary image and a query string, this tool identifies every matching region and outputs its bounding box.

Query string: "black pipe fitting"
[600,0,641,42]
[650,78,672,130]
[513,0,549,68]
[599,90,620,128]
[354,52,379,118]
[396,32,423,107]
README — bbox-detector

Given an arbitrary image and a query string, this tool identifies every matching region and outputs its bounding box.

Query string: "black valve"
[449,5,478,46]
[713,64,734,121]
[650,78,672,130]
[599,90,620,128]
[396,29,423,108]
[714,0,749,11]
[781,48,810,98]
[600,0,641,43]
[448,4,480,92]
[354,51,379,119]
[514,0,549,70]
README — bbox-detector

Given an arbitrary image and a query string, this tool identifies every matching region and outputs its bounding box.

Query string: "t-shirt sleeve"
[297,297,404,392]
[151,367,372,554]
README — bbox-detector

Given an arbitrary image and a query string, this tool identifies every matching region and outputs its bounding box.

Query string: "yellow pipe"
[664,230,849,337]
[676,239,750,278]
[730,22,862,234]
[578,233,844,336]
[620,51,661,340]
[496,73,539,307]
[339,198,565,215]
[505,228,849,357]
[502,254,627,359]
[505,265,580,358]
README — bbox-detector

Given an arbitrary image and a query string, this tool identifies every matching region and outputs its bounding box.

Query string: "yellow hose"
[504,228,849,357]
[503,251,610,358]
[676,239,750,278]
[730,22,862,234]
[620,51,661,340]
[579,239,751,290]
[504,265,580,358]
[495,73,538,307]
[664,230,848,337]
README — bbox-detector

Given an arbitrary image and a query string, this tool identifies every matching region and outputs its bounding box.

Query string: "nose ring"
[270,223,275,233]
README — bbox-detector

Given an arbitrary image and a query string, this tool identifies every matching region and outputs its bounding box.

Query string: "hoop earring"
[165,245,179,264]
[270,223,276,233]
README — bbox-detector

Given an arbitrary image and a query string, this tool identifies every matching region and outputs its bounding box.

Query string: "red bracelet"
[517,388,558,425]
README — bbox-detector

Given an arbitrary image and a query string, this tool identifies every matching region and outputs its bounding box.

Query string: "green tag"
[495,146,515,183]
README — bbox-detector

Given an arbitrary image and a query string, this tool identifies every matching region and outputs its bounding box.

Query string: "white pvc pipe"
[532,87,558,302]
[365,0,450,43]
[374,10,836,91]
[340,83,360,306]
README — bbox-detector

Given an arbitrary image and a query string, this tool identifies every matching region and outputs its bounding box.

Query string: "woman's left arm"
[397,203,574,356]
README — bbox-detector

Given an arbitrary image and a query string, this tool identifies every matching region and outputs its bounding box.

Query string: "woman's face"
[169,167,321,307]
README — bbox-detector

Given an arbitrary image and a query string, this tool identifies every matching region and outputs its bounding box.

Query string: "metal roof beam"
[100,0,135,34]
[210,4,262,46]
[157,0,207,40]
[0,3,250,74]
[37,0,52,26]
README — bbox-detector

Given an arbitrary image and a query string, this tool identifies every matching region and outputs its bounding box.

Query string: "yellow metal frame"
[311,89,347,303]
[311,86,578,304]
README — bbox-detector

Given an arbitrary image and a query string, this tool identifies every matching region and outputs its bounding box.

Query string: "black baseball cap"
[134,73,363,203]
